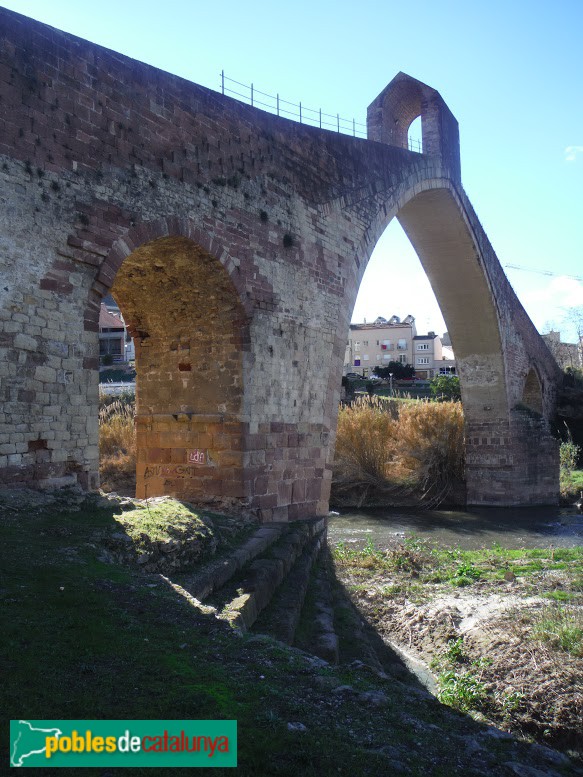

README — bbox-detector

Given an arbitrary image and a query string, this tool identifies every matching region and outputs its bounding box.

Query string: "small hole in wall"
[28,439,48,452]
[178,363,192,372]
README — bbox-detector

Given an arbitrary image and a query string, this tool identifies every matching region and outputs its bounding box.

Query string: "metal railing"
[220,71,367,139]
[219,71,423,152]
[408,137,422,153]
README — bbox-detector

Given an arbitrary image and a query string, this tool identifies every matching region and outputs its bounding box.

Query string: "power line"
[505,264,583,282]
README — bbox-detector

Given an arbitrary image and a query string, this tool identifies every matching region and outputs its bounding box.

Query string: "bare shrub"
[334,396,399,489]
[333,397,465,507]
[396,401,465,506]
[99,394,136,494]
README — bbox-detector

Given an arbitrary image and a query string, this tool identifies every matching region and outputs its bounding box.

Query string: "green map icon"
[10,720,63,767]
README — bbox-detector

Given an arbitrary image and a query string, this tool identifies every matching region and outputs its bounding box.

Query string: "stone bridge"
[0,8,561,517]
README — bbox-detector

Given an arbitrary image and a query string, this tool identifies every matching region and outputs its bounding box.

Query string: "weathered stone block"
[0,8,561,512]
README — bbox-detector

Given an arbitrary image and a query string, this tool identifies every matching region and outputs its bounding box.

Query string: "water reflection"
[328,506,583,550]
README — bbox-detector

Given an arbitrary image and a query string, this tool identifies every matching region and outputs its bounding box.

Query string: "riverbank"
[2,491,581,775]
[561,469,583,505]
[332,536,583,760]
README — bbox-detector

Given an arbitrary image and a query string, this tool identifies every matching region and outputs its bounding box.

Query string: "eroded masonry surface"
[0,8,560,514]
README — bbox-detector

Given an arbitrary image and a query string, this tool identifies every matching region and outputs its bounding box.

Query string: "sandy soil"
[336,568,583,759]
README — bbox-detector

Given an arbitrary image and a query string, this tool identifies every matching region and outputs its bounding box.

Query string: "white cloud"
[522,276,583,307]
[565,145,583,162]
[518,276,583,339]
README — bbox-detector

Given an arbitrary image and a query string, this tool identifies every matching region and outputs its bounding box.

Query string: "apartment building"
[99,303,126,362]
[99,295,135,363]
[413,332,443,379]
[344,314,417,376]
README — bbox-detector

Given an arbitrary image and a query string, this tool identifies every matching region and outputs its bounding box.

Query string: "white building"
[344,315,417,376]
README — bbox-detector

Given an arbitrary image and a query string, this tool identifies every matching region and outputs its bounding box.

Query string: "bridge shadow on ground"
[0,492,579,775]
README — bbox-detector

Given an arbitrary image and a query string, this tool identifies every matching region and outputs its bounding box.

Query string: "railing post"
[221,75,366,137]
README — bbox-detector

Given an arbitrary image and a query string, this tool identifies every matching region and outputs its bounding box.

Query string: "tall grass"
[334,396,399,489]
[333,396,465,507]
[396,400,465,505]
[99,392,136,494]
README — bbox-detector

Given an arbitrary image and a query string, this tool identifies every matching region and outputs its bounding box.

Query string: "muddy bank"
[331,537,583,761]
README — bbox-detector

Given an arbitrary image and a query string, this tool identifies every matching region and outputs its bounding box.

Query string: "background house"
[344,315,417,376]
[344,318,459,380]
[413,332,443,379]
[99,295,135,363]
[542,330,583,371]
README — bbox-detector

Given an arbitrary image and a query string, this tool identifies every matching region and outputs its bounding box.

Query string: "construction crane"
[505,264,583,282]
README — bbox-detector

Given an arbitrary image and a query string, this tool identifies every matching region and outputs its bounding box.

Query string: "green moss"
[114,499,214,548]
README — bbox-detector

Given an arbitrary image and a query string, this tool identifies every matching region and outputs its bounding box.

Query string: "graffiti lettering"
[144,465,199,479]
[187,449,206,464]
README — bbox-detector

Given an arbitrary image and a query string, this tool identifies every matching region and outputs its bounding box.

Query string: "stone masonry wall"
[0,8,561,512]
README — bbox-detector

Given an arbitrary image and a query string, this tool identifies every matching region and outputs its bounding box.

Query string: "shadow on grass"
[0,502,579,776]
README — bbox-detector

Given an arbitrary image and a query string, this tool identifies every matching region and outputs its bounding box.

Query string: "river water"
[327,506,583,550]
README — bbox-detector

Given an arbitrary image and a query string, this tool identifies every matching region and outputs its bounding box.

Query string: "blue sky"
[2,0,581,339]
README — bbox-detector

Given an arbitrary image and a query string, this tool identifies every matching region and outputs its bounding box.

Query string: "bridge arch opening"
[102,235,248,504]
[346,183,514,505]
[521,369,543,415]
[353,186,506,419]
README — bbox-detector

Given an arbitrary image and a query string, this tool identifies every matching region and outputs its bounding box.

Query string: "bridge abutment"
[465,414,559,506]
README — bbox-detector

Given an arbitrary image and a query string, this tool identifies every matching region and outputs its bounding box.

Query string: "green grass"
[436,669,487,712]
[4,503,583,774]
[430,639,493,714]
[1,506,399,776]
[529,604,583,656]
[560,469,583,502]
[332,536,583,595]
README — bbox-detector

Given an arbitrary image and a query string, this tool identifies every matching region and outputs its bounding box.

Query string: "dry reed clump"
[333,396,465,508]
[333,396,399,489]
[396,401,465,505]
[99,394,136,494]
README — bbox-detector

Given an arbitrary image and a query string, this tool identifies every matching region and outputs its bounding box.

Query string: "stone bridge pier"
[0,9,560,517]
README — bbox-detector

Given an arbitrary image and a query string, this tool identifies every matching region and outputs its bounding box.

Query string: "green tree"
[373,362,415,380]
[430,374,461,402]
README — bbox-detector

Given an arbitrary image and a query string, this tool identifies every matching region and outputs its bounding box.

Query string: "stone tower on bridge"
[0,8,561,516]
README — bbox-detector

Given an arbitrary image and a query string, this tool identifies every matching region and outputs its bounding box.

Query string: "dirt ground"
[334,550,583,761]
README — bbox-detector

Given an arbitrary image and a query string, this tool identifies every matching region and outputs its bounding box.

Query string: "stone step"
[305,555,340,664]
[250,532,325,644]
[174,522,287,601]
[214,521,326,632]
[330,569,386,675]
[291,548,386,673]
